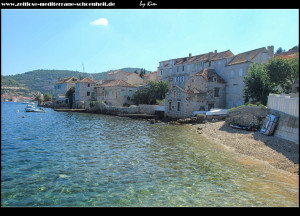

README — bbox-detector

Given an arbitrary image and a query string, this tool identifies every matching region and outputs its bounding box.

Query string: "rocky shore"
[190,121,299,175]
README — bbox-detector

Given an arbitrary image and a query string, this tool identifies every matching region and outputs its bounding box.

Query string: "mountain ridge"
[4,68,152,95]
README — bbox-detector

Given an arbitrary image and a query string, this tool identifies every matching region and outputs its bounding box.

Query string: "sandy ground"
[190,121,299,175]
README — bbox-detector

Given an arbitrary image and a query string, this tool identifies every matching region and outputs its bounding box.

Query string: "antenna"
[82,63,85,73]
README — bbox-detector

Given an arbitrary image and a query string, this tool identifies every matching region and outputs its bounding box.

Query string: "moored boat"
[25,105,46,113]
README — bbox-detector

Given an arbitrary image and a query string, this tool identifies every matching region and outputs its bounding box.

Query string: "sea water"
[1,102,298,207]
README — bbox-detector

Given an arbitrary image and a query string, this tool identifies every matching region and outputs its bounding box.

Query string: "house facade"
[95,80,138,107]
[158,46,274,111]
[74,77,97,109]
[219,46,274,108]
[53,77,79,108]
[165,68,226,119]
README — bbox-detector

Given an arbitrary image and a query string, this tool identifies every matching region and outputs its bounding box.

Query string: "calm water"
[1,102,298,207]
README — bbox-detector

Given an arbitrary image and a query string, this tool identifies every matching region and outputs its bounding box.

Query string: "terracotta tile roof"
[174,50,234,65]
[56,76,79,84]
[194,68,226,84]
[77,77,97,83]
[97,80,134,87]
[226,47,267,66]
[275,52,299,60]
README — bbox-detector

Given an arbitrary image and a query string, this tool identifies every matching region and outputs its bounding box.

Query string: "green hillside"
[5,68,151,95]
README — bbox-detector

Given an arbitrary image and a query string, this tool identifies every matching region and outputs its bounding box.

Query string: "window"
[182,66,184,71]
[177,66,179,72]
[160,70,163,75]
[169,101,172,111]
[239,68,243,77]
[88,83,90,87]
[109,90,112,97]
[129,90,133,97]
[121,89,125,97]
[230,70,234,78]
[177,102,181,111]
[173,91,177,98]
[87,91,90,96]
[214,88,220,97]
[233,84,238,93]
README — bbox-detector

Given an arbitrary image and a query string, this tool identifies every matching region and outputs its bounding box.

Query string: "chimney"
[267,45,274,55]
[189,53,192,57]
[169,78,173,90]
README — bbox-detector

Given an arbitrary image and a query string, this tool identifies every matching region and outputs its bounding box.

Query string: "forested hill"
[4,68,151,95]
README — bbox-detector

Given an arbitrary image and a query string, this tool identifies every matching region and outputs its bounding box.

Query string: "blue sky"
[1,9,299,76]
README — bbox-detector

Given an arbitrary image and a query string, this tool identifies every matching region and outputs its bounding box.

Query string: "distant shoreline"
[190,121,299,176]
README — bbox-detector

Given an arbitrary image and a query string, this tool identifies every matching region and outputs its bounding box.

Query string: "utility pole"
[82,63,85,73]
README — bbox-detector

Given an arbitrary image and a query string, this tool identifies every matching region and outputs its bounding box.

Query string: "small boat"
[25,105,46,113]
[260,114,278,135]
[206,109,228,116]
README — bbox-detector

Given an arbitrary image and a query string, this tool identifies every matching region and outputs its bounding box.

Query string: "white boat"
[206,109,228,116]
[25,105,46,113]
[260,114,278,135]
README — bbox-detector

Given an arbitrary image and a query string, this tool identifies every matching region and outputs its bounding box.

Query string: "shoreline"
[189,121,299,176]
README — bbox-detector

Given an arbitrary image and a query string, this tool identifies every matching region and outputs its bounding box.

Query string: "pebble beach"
[190,121,299,175]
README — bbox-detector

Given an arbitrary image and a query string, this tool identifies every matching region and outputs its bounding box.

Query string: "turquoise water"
[1,102,298,207]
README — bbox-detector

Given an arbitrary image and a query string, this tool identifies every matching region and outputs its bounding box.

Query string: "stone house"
[157,50,234,89]
[158,46,274,109]
[165,69,226,119]
[53,76,79,108]
[95,80,139,107]
[219,46,274,108]
[74,77,97,109]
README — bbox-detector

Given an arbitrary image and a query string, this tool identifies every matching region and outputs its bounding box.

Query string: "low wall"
[270,109,299,144]
[267,93,299,118]
[93,102,139,115]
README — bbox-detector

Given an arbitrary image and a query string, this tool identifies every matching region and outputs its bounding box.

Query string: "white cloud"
[89,18,108,26]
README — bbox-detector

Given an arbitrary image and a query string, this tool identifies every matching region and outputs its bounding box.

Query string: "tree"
[139,68,146,78]
[265,58,299,93]
[44,93,53,101]
[243,63,272,105]
[65,86,75,108]
[35,94,44,105]
[276,47,285,54]
[131,81,169,105]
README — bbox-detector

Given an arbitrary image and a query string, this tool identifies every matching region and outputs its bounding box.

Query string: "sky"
[1,9,299,76]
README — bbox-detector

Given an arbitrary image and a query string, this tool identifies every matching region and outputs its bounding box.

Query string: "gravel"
[192,121,299,175]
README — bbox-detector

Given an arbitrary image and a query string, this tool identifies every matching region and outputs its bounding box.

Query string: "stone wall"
[225,105,271,128]
[270,110,299,144]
